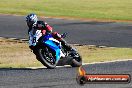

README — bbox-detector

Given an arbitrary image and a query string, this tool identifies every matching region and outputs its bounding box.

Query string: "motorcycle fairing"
[42,34,61,62]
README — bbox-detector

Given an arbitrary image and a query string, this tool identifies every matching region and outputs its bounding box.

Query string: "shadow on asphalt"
[0,66,77,71]
[0,67,46,71]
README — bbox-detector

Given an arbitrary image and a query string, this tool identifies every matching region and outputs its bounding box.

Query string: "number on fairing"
[32,37,36,43]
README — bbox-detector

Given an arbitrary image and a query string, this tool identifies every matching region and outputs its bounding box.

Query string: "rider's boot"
[60,38,73,51]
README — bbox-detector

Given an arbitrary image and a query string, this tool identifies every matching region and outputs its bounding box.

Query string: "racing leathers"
[28,21,72,60]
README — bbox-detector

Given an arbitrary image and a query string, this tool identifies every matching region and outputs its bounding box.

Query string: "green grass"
[0,39,42,68]
[74,45,132,63]
[0,0,132,21]
[0,39,132,68]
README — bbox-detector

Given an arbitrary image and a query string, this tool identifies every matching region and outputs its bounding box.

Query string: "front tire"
[37,47,57,69]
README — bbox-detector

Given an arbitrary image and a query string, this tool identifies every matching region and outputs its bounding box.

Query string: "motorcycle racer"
[26,13,72,59]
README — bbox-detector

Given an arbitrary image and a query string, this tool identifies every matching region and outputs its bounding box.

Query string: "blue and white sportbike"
[30,33,82,69]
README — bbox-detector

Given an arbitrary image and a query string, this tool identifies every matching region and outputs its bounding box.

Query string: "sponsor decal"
[76,66,131,85]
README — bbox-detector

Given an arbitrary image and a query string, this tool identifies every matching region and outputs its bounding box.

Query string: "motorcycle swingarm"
[57,56,73,66]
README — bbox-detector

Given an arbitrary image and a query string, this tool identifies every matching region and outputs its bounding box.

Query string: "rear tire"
[69,50,82,67]
[71,56,82,67]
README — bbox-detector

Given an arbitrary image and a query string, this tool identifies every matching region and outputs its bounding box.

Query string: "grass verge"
[0,38,132,68]
[0,0,132,21]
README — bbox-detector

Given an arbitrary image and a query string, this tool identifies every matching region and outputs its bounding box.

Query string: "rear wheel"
[37,47,57,69]
[69,51,82,67]
[71,58,82,67]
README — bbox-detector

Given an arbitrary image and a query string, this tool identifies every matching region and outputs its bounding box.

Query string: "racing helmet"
[26,13,38,27]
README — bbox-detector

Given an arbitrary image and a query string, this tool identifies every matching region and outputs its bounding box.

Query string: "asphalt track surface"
[1,14,132,47]
[0,15,132,88]
[0,60,132,88]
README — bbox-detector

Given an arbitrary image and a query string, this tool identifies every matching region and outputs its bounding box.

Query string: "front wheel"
[37,47,57,69]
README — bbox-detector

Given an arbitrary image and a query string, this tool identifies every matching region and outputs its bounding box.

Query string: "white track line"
[27,59,132,69]
[82,59,132,65]
[26,65,71,69]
